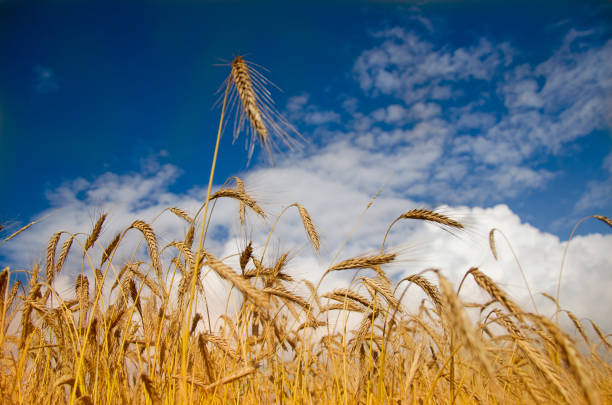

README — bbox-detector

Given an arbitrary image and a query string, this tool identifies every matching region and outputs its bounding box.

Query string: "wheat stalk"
[590,320,612,348]
[295,204,320,253]
[169,207,192,223]
[128,220,162,281]
[489,228,498,260]
[398,209,463,228]
[210,188,265,218]
[203,251,269,310]
[592,215,612,228]
[239,242,253,272]
[360,277,400,311]
[232,56,268,145]
[438,272,495,380]
[397,274,443,313]
[46,232,62,284]
[327,253,396,273]
[55,234,75,275]
[234,177,247,225]
[84,214,107,252]
[535,314,600,405]
[75,275,89,329]
[323,288,371,309]
[176,365,257,391]
[563,310,590,345]
[468,267,524,322]
[100,232,121,267]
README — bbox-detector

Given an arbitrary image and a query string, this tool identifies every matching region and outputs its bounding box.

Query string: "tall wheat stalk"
[181,55,297,401]
[180,72,229,401]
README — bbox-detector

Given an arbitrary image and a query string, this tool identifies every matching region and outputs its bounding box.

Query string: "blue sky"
[1,1,611,328]
[1,1,610,235]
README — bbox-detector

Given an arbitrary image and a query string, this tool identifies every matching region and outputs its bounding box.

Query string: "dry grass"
[1,56,610,405]
[2,200,609,404]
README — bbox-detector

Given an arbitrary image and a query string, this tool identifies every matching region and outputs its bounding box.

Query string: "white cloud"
[496,32,612,153]
[4,23,611,341]
[286,94,309,112]
[371,102,441,125]
[287,93,341,126]
[304,110,341,125]
[3,159,611,333]
[345,26,611,205]
[575,152,612,212]
[354,28,512,104]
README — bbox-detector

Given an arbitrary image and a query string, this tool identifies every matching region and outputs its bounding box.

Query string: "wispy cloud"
[353,28,512,103]
[287,93,341,126]
[283,26,611,206]
[33,65,58,93]
[575,152,612,212]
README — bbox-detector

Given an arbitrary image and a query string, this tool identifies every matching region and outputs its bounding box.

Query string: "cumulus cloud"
[3,158,611,333]
[3,23,611,338]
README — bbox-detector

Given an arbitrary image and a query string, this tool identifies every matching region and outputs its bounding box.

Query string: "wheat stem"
[181,75,231,401]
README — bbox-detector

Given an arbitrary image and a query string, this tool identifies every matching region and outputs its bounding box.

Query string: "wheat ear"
[203,251,269,310]
[234,176,247,225]
[239,242,253,273]
[100,232,121,267]
[468,268,524,322]
[323,288,372,309]
[592,215,612,228]
[489,228,498,260]
[438,272,495,379]
[317,253,397,293]
[536,314,600,405]
[590,320,612,348]
[140,373,160,403]
[396,274,443,313]
[295,203,320,253]
[46,232,62,284]
[84,213,107,252]
[210,188,265,218]
[563,310,590,345]
[75,275,89,329]
[232,56,268,144]
[327,253,396,273]
[55,234,75,274]
[176,365,257,391]
[128,220,162,281]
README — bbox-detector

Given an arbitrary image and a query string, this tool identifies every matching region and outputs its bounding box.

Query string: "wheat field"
[0,56,610,404]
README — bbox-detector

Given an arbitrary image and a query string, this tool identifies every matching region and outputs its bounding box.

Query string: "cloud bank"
[3,25,611,335]
[3,159,611,333]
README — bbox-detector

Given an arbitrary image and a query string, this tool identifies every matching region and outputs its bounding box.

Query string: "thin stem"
[180,77,231,400]
[260,203,298,262]
[556,216,590,323]
[482,228,538,314]
[380,216,401,254]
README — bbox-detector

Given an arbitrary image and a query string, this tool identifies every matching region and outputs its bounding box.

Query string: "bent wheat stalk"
[557,215,612,321]
[381,208,463,252]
